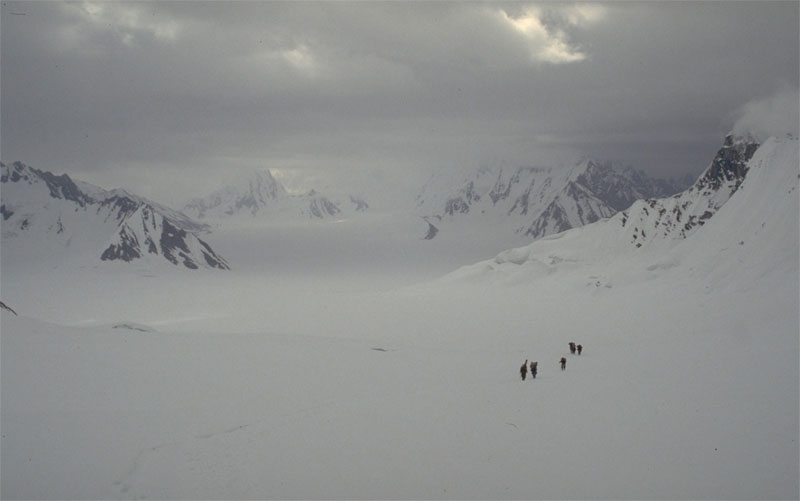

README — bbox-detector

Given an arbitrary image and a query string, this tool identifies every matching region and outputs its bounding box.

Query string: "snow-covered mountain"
[1,162,229,270]
[3,134,797,501]
[448,133,794,284]
[183,169,367,222]
[416,159,692,241]
[618,133,760,248]
[183,169,287,219]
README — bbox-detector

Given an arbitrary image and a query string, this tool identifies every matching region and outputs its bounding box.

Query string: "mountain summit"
[1,162,229,270]
[416,158,691,242]
[618,133,761,248]
[183,169,287,219]
[449,132,788,285]
[183,169,365,221]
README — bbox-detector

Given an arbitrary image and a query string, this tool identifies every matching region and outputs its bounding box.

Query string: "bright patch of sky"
[498,4,606,63]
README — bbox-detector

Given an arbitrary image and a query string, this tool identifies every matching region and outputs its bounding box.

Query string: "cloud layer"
[732,86,800,141]
[1,2,798,206]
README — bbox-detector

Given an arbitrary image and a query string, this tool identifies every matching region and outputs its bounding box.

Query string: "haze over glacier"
[1,2,798,499]
[2,132,797,499]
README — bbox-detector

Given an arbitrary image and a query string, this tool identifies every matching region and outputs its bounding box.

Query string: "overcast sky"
[2,1,798,207]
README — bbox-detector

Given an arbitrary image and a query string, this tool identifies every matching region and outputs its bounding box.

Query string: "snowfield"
[1,137,798,499]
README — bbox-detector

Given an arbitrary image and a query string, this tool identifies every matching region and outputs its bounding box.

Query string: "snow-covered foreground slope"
[1,137,798,499]
[2,270,796,499]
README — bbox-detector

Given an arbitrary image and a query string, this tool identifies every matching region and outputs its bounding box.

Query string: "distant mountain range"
[449,132,783,284]
[1,162,229,270]
[1,134,774,274]
[183,169,368,222]
[415,159,693,241]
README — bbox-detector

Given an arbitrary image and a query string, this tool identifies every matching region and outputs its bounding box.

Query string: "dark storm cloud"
[1,1,797,206]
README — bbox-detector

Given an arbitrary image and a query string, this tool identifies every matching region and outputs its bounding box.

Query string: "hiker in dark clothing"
[520,359,528,381]
[569,342,576,354]
[530,361,538,379]
[577,344,583,355]
[560,357,567,370]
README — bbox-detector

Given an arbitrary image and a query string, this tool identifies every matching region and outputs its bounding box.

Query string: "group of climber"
[519,341,584,381]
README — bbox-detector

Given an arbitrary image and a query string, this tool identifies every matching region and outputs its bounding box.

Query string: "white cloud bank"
[732,86,800,141]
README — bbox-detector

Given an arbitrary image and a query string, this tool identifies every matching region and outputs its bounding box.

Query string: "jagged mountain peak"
[723,131,759,147]
[417,157,688,243]
[1,162,228,270]
[2,161,94,208]
[617,133,761,249]
[697,132,760,192]
[449,135,798,292]
[184,168,287,218]
[184,168,361,221]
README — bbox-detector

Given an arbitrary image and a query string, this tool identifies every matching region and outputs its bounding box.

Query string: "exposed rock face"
[350,196,369,212]
[422,216,440,240]
[417,159,691,242]
[307,190,341,218]
[574,161,687,211]
[696,134,760,193]
[1,161,229,270]
[0,300,18,315]
[617,134,760,247]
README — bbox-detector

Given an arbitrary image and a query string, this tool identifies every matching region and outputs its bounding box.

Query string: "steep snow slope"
[618,133,760,248]
[677,135,799,290]
[1,162,228,270]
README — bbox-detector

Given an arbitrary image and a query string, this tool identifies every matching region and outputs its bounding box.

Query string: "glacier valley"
[1,135,798,499]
